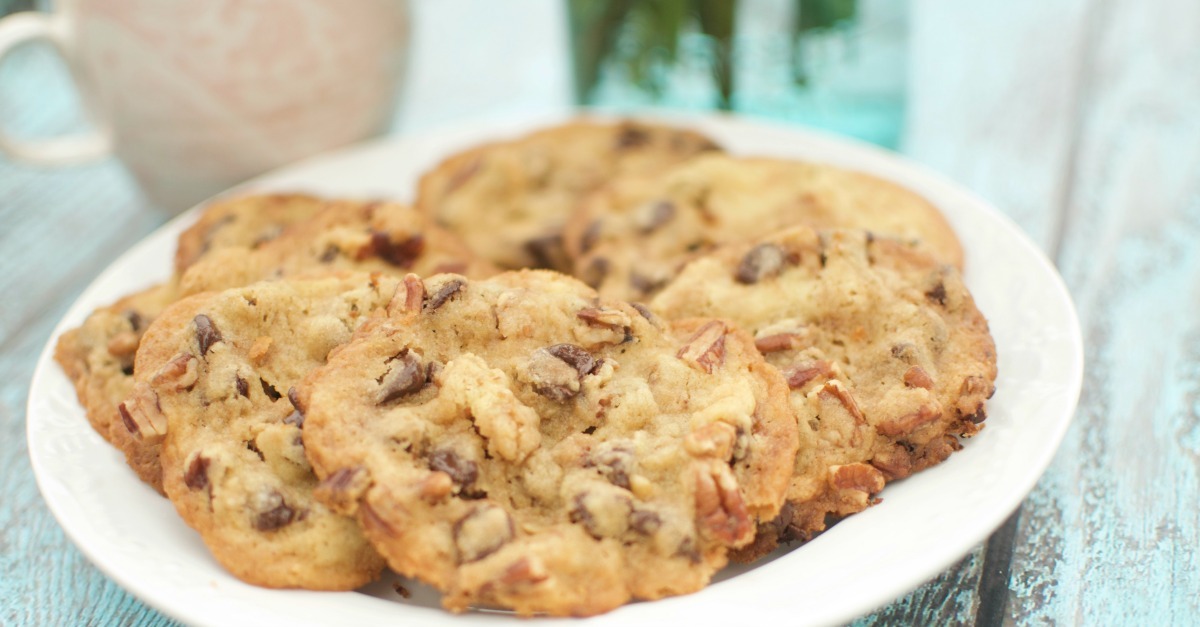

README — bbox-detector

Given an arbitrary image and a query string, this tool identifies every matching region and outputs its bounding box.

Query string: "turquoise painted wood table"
[2,2,1197,624]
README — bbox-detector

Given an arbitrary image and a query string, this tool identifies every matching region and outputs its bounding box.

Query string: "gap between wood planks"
[971,0,1109,623]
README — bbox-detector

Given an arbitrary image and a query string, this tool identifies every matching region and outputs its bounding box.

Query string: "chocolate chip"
[184,454,210,491]
[615,124,649,149]
[251,225,284,249]
[319,244,339,263]
[675,537,701,563]
[253,491,296,531]
[429,449,479,490]
[528,344,595,402]
[123,309,146,332]
[926,282,947,306]
[246,439,265,461]
[377,351,426,404]
[360,232,426,268]
[424,279,465,311]
[193,314,222,356]
[546,344,599,376]
[580,220,602,254]
[735,243,789,284]
[585,446,633,490]
[235,376,249,398]
[260,379,282,401]
[639,201,676,234]
[630,510,662,535]
[629,271,666,296]
[568,494,600,538]
[524,234,566,270]
[580,257,609,288]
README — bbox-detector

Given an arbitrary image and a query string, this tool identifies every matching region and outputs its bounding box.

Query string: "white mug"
[0,0,410,210]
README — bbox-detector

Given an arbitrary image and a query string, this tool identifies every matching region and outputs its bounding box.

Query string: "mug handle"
[0,11,112,165]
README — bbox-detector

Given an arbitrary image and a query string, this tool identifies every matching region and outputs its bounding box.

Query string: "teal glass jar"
[568,0,908,148]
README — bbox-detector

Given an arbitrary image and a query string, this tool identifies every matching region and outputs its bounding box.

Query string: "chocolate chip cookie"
[120,274,392,589]
[564,154,965,301]
[416,120,721,271]
[54,283,178,491]
[298,270,796,615]
[175,193,329,272]
[178,199,492,297]
[650,226,996,558]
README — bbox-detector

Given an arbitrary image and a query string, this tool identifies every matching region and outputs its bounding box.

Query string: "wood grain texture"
[904,0,1092,252]
[1008,0,1200,623]
[0,44,179,627]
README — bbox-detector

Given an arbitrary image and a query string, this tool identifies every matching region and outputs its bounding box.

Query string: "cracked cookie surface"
[416,120,721,271]
[564,154,964,301]
[298,270,796,616]
[651,226,996,558]
[123,274,392,589]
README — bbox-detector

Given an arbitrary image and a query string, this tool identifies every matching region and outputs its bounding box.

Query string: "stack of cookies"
[55,120,997,617]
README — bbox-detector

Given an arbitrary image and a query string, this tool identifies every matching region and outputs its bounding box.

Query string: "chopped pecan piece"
[684,421,738,460]
[152,353,199,390]
[783,360,835,389]
[876,402,943,437]
[829,463,886,494]
[576,307,631,331]
[118,383,167,442]
[424,278,465,311]
[498,557,549,586]
[677,321,727,374]
[818,380,865,424]
[454,506,514,563]
[754,333,805,354]
[903,365,935,390]
[692,461,752,545]
[388,273,426,315]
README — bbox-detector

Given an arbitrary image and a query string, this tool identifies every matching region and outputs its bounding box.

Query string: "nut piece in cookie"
[651,226,997,558]
[299,270,797,616]
[128,275,393,590]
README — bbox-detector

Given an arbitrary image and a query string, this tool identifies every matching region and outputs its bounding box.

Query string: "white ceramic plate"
[28,112,1083,627]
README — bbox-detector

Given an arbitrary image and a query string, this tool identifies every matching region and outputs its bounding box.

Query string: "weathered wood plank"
[1008,0,1200,623]
[871,1,1092,623]
[903,0,1092,252]
[0,44,176,625]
